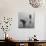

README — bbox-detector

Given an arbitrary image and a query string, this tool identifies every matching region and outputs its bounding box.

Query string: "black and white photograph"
[18,12,35,28]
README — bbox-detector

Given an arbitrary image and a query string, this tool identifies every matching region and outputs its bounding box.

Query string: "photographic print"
[18,12,35,28]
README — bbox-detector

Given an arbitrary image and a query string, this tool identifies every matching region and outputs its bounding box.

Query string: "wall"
[0,0,46,40]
